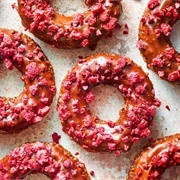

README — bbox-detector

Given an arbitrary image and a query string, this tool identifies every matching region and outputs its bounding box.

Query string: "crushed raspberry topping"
[103,17,118,31]
[168,70,180,82]
[85,92,95,103]
[0,163,9,180]
[90,3,104,15]
[99,9,110,22]
[163,47,175,60]
[151,55,164,67]
[58,104,71,121]
[160,23,172,37]
[25,62,40,80]
[148,0,160,10]
[136,40,147,50]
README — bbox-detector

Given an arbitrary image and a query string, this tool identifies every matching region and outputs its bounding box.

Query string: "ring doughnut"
[57,53,160,153]
[0,142,90,179]
[137,0,180,82]
[0,28,56,132]
[17,0,122,49]
[128,134,180,179]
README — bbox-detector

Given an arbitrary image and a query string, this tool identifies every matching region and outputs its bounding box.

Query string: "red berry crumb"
[78,56,83,59]
[115,23,121,29]
[149,137,154,143]
[125,23,129,29]
[52,132,61,144]
[165,105,170,111]
[123,30,128,35]
[11,3,16,9]
[90,170,95,177]
[75,152,79,155]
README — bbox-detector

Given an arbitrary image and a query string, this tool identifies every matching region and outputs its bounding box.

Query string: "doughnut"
[0,28,56,133]
[57,53,160,153]
[127,134,180,179]
[137,0,180,82]
[0,142,90,179]
[17,0,122,49]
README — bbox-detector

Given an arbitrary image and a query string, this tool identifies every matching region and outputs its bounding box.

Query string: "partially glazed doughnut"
[17,0,122,49]
[0,28,56,132]
[0,142,90,179]
[128,134,180,180]
[137,0,180,82]
[57,54,160,153]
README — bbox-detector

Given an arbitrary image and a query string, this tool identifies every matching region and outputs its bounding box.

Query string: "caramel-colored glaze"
[138,0,180,82]
[127,134,180,180]
[0,142,90,179]
[58,54,159,153]
[0,28,56,133]
[18,0,122,49]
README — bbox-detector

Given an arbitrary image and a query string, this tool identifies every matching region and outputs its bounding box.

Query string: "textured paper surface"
[0,0,180,179]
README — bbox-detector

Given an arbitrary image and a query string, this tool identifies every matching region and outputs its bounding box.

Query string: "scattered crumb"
[165,105,170,111]
[75,152,79,155]
[52,132,61,144]
[149,137,154,143]
[90,170,95,177]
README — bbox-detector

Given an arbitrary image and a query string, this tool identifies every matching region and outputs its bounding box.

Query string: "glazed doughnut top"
[128,134,180,180]
[138,0,180,82]
[58,54,160,153]
[0,142,90,179]
[18,0,122,49]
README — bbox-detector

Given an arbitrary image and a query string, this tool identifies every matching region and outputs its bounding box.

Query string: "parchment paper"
[0,1,180,179]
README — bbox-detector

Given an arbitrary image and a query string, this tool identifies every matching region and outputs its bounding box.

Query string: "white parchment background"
[0,0,180,179]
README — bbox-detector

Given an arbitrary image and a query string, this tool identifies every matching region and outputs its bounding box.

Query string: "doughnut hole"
[88,85,125,122]
[23,174,50,180]
[170,20,180,52]
[161,166,180,180]
[51,0,88,16]
[0,61,24,98]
